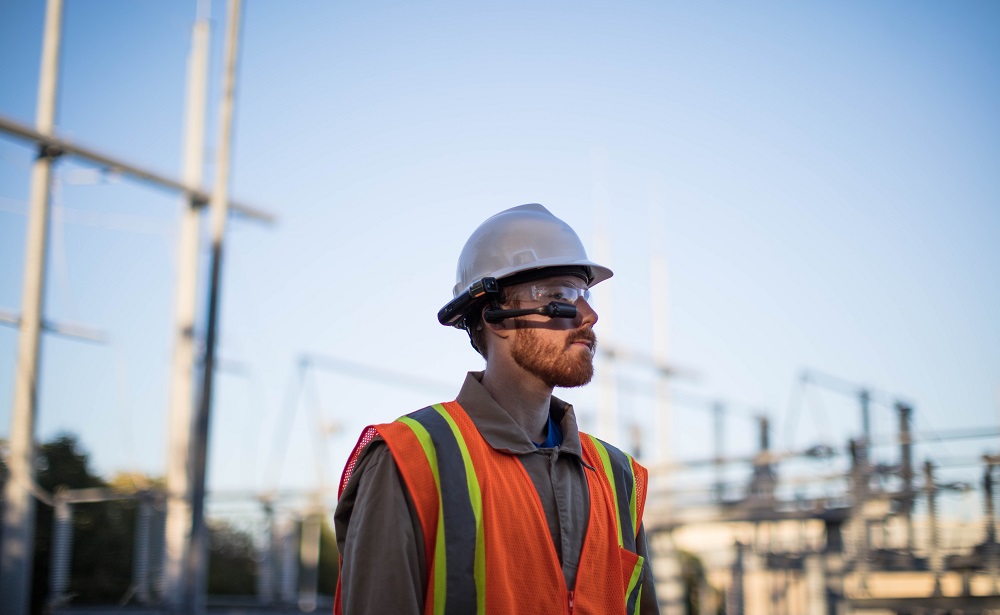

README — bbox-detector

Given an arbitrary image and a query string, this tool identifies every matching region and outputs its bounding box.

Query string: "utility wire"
[0,192,173,236]
[804,384,834,447]
[263,360,307,493]
[302,352,456,397]
[264,353,457,494]
[616,373,764,421]
[304,363,331,492]
[911,407,957,458]
[111,340,146,492]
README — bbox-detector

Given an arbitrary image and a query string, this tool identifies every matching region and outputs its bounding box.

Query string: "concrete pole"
[925,461,943,597]
[849,440,870,595]
[727,541,745,615]
[822,520,845,615]
[0,1,63,612]
[713,402,725,502]
[650,205,671,464]
[591,148,617,443]
[184,1,243,611]
[163,6,210,609]
[897,403,915,555]
[859,389,871,453]
[985,461,998,592]
[597,349,619,444]
[858,389,871,502]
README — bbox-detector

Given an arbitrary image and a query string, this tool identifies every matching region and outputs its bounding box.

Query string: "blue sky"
[1,1,998,507]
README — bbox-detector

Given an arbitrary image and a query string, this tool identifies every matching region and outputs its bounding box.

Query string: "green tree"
[1,434,333,609]
[30,434,135,612]
[207,519,258,594]
[680,549,725,615]
[317,518,340,596]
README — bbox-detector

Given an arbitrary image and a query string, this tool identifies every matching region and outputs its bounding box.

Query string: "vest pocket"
[619,547,644,615]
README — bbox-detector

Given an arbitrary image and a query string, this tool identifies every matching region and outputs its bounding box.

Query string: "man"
[335,204,659,614]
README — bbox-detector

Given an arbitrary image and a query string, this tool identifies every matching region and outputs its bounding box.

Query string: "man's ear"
[482,305,512,337]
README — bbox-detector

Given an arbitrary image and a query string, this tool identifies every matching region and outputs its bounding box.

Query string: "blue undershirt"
[533,413,564,449]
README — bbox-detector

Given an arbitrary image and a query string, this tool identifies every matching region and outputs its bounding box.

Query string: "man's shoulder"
[398,403,448,419]
[376,402,457,429]
[340,406,449,500]
[578,431,646,471]
[578,430,627,456]
[337,434,392,503]
[356,402,455,433]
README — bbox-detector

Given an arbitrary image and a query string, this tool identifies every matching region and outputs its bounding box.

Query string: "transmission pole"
[0,1,64,613]
[163,4,210,610]
[650,204,672,464]
[592,150,618,443]
[183,1,244,612]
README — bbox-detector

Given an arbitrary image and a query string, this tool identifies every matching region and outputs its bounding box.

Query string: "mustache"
[567,329,597,350]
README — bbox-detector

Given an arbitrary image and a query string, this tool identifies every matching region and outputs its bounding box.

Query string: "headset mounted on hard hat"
[437,204,612,328]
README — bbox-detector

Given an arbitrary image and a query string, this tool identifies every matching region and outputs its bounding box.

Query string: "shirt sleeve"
[636,523,661,614]
[334,440,427,615]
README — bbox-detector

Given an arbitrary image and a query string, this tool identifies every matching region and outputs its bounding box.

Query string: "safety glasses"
[524,284,591,304]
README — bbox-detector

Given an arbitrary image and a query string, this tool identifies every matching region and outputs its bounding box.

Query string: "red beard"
[510,325,597,388]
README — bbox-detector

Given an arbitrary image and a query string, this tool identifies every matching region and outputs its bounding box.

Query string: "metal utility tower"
[0,2,265,613]
[180,1,245,612]
[163,4,211,611]
[649,204,672,465]
[0,1,64,612]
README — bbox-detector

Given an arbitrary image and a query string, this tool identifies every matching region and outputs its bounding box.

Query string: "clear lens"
[527,284,591,304]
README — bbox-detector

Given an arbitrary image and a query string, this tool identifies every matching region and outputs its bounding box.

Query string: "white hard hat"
[438,204,612,327]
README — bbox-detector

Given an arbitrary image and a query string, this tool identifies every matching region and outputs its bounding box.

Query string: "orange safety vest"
[335,401,648,615]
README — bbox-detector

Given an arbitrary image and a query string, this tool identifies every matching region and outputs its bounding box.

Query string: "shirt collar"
[454,371,584,458]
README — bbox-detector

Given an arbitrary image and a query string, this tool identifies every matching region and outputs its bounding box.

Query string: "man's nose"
[575,298,598,327]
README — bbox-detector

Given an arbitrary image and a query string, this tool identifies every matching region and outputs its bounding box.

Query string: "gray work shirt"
[335,371,660,614]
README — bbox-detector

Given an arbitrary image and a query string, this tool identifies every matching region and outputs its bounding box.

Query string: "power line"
[301,352,456,397]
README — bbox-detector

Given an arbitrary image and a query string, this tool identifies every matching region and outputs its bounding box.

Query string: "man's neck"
[480,363,553,443]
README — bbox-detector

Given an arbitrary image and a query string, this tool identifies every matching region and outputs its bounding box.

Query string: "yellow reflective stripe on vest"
[585,434,641,549]
[589,436,626,548]
[585,434,644,614]
[626,455,638,538]
[398,405,485,615]
[397,415,448,615]
[625,553,644,615]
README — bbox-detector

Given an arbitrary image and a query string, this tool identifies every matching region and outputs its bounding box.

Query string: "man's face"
[503,275,599,388]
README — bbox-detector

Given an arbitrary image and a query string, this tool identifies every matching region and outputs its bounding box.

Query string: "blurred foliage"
[0,434,338,613]
[317,517,340,595]
[207,518,258,595]
[108,470,166,493]
[680,548,725,615]
[32,434,134,612]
